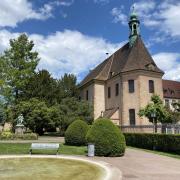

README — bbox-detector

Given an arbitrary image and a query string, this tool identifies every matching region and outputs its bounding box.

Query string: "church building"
[79,10,180,127]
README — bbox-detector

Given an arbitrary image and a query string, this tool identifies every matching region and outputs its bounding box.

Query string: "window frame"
[86,90,89,101]
[115,83,119,96]
[128,80,135,93]
[129,109,136,125]
[108,87,111,98]
[149,80,154,93]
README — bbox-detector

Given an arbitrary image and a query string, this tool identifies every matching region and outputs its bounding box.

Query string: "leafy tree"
[23,70,61,105]
[139,95,171,133]
[55,97,93,133]
[0,34,39,104]
[9,98,59,135]
[58,73,79,99]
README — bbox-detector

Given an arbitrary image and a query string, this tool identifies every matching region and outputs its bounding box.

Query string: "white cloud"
[111,0,180,40]
[111,7,127,25]
[153,52,180,81]
[0,28,179,82]
[94,0,109,4]
[0,0,61,28]
[0,29,123,81]
[56,0,74,7]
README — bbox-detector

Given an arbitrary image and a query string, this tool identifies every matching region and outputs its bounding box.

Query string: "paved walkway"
[94,148,180,180]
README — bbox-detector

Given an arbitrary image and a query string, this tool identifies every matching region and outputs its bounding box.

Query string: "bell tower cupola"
[129,6,140,47]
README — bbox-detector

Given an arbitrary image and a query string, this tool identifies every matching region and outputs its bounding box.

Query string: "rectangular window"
[115,83,119,96]
[129,109,136,125]
[128,80,134,93]
[86,90,89,101]
[149,80,154,93]
[108,87,111,98]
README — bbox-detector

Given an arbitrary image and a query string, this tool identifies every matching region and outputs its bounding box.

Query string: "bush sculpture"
[65,120,89,146]
[86,118,126,156]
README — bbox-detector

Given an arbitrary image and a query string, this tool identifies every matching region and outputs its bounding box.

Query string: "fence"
[121,124,180,134]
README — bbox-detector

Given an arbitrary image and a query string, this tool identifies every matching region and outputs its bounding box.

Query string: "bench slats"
[30,143,60,155]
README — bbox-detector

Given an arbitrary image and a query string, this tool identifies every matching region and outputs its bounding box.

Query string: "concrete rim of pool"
[0,155,122,180]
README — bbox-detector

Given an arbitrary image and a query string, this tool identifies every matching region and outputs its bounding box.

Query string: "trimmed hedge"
[0,131,38,140]
[86,118,126,157]
[65,120,89,146]
[124,133,180,154]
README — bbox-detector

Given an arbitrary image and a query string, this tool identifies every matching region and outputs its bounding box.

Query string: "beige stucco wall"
[80,71,164,128]
[122,71,163,126]
[139,74,163,125]
[94,83,105,119]
[122,72,140,126]
[105,76,121,109]
[80,83,94,104]
[80,82,105,120]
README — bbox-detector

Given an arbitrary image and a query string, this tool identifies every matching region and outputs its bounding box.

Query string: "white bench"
[29,143,60,155]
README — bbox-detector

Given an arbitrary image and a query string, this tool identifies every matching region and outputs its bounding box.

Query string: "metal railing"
[120,124,180,134]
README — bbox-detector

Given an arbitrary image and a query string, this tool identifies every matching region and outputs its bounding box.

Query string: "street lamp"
[151,111,156,133]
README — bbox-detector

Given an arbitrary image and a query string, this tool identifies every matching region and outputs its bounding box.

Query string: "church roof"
[80,36,164,87]
[163,80,180,99]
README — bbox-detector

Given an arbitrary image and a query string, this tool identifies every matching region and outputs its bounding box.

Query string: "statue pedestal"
[15,124,25,135]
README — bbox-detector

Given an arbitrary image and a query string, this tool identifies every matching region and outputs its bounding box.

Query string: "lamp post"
[151,111,156,133]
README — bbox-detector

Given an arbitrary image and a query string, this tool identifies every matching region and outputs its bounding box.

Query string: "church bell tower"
[129,7,140,47]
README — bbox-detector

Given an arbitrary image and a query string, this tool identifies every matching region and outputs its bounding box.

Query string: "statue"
[16,114,24,125]
[15,114,25,135]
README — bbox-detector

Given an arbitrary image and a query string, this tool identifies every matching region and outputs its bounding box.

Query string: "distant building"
[79,10,180,127]
[163,80,180,110]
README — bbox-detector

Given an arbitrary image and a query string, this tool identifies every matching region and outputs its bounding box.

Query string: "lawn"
[0,143,87,155]
[0,158,104,180]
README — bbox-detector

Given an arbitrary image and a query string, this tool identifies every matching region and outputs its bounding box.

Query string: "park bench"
[29,143,60,155]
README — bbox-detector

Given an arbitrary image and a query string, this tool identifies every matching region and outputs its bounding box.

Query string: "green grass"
[128,146,180,159]
[0,158,104,180]
[0,143,87,155]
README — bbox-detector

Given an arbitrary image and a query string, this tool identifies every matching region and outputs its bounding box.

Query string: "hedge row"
[124,133,180,154]
[0,131,38,140]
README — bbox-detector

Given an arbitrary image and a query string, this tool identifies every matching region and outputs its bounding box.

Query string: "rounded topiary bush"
[65,120,89,146]
[86,118,126,157]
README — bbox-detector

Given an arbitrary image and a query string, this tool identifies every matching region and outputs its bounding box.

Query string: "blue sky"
[0,0,180,81]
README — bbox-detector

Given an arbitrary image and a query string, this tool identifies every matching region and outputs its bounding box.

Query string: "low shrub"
[14,133,38,140]
[65,120,89,146]
[86,118,126,157]
[0,131,13,140]
[0,132,38,140]
[124,133,180,154]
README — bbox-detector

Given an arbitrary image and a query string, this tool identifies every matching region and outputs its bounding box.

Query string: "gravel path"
[94,148,180,180]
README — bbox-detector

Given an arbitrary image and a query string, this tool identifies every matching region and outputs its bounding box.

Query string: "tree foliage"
[65,120,89,146]
[0,34,39,104]
[55,97,93,132]
[139,95,176,132]
[86,118,126,156]
[0,34,93,134]
[23,70,60,105]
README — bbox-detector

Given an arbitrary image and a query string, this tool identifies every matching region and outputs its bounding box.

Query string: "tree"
[139,95,170,133]
[0,34,39,104]
[58,73,79,99]
[55,97,93,133]
[23,70,61,105]
[9,98,59,135]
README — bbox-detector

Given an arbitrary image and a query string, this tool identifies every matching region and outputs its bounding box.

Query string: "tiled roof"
[163,80,180,99]
[80,36,164,87]
[103,107,118,119]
